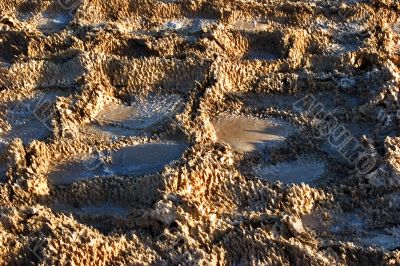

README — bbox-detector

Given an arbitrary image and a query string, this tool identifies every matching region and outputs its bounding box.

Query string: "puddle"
[253,157,326,185]
[50,202,131,233]
[211,114,294,153]
[241,92,361,113]
[358,230,400,250]
[85,95,183,137]
[0,94,63,144]
[232,21,269,31]
[48,141,188,185]
[162,18,216,33]
[0,117,50,144]
[329,212,365,235]
[329,43,361,54]
[302,211,365,236]
[37,13,72,33]
[301,212,328,234]
[83,124,139,138]
[304,211,400,250]
[51,202,130,217]
[390,22,400,35]
[319,122,374,164]
[246,51,280,61]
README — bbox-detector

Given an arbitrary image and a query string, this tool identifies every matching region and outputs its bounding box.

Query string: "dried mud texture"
[1,0,400,265]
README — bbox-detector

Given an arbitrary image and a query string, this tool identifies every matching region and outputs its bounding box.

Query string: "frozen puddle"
[162,19,216,33]
[48,141,187,185]
[0,94,62,143]
[358,229,400,250]
[211,114,294,153]
[37,13,72,33]
[85,95,182,137]
[232,21,269,31]
[1,117,50,144]
[254,157,326,185]
[1,106,51,144]
[52,203,130,217]
[329,212,365,235]
[303,211,400,250]
[0,117,50,144]
[246,51,280,61]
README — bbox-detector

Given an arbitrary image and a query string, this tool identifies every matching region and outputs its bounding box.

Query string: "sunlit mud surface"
[1,0,400,264]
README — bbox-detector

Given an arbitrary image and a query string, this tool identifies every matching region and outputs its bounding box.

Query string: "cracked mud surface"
[1,0,400,265]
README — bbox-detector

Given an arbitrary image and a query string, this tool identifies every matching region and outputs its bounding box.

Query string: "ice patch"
[254,157,326,185]
[212,114,295,153]
[48,141,188,185]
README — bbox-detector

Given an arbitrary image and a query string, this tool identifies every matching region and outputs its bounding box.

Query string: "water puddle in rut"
[84,95,183,137]
[211,114,295,153]
[253,157,326,185]
[48,141,188,185]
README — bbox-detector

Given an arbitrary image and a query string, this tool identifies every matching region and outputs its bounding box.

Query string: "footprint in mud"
[84,95,183,138]
[48,141,188,185]
[211,114,295,153]
[253,156,326,185]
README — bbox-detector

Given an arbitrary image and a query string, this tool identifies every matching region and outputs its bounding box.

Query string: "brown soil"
[1,0,400,265]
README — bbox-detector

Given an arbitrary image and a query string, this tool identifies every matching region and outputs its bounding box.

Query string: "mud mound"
[1,0,400,265]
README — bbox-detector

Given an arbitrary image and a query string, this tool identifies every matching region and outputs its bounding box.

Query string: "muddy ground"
[1,0,400,265]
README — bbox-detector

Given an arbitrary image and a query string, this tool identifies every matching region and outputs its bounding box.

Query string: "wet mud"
[1,0,400,265]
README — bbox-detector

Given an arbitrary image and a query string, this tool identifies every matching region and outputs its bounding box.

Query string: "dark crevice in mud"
[356,53,381,71]
[16,1,39,17]
[244,31,288,61]
[117,38,159,58]
[189,74,214,120]
[0,31,31,63]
